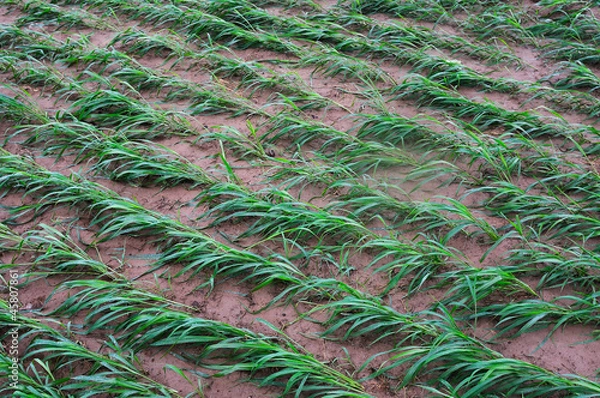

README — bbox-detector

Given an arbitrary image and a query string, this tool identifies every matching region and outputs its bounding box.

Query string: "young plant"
[49,280,372,397]
[195,181,376,246]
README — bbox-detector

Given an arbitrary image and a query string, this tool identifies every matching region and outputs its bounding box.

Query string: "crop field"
[2,0,600,396]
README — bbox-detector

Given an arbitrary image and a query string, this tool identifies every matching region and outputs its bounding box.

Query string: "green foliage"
[3,1,600,396]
